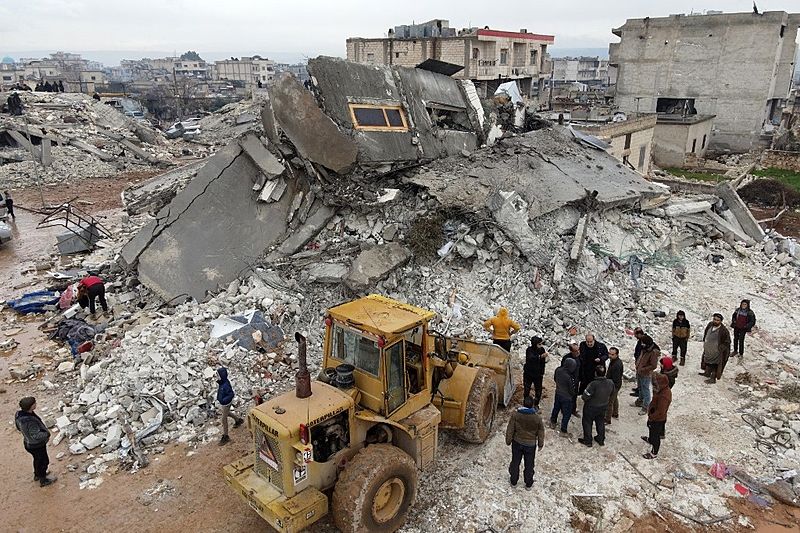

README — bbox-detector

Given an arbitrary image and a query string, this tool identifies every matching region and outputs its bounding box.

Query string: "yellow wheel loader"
[224,294,513,532]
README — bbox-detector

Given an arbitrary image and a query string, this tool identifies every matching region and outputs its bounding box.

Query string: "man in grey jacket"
[15,396,57,487]
[579,365,615,447]
[505,395,545,489]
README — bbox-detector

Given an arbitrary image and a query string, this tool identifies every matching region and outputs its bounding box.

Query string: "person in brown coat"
[632,335,660,414]
[700,313,732,384]
[505,395,544,489]
[642,372,671,459]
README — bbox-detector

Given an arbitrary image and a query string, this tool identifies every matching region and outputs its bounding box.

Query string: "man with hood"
[701,313,731,384]
[483,307,520,352]
[642,372,672,459]
[549,356,576,436]
[604,347,623,425]
[216,367,243,445]
[505,395,544,489]
[15,396,57,487]
[578,334,609,394]
[730,299,756,360]
[671,311,691,366]
[524,336,548,407]
[579,365,614,447]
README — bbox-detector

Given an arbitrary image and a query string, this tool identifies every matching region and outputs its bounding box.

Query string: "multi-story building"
[213,56,276,89]
[346,19,553,99]
[609,10,800,152]
[552,56,611,85]
[114,57,210,83]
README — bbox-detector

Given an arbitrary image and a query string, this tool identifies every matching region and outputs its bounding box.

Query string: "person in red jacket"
[76,275,108,314]
[641,373,672,459]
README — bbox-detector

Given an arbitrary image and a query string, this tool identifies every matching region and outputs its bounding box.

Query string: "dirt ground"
[1,176,799,533]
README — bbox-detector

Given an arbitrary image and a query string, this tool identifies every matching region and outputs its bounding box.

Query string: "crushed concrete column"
[570,215,589,262]
[715,182,765,241]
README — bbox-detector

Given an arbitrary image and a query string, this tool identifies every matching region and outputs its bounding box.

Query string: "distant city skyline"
[3,0,790,67]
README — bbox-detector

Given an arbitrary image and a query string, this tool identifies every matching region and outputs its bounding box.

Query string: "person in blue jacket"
[216,367,243,445]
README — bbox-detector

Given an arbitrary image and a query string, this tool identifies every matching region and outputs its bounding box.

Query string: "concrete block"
[306,263,349,283]
[69,442,87,455]
[57,361,75,373]
[716,182,765,241]
[570,215,589,262]
[56,415,71,430]
[269,72,358,174]
[486,190,551,266]
[239,135,285,178]
[663,201,713,217]
[104,424,122,447]
[81,433,104,450]
[140,406,160,423]
[346,243,412,293]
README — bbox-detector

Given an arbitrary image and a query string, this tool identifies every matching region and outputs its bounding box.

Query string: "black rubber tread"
[455,367,498,443]
[331,444,418,533]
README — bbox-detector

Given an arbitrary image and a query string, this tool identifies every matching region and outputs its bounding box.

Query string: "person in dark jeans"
[76,275,108,314]
[730,299,756,359]
[642,373,672,459]
[505,395,544,489]
[670,311,690,366]
[4,190,15,219]
[578,365,614,447]
[550,357,577,436]
[15,396,57,487]
[523,336,548,407]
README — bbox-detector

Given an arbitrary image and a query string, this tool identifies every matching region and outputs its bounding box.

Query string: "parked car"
[164,119,202,140]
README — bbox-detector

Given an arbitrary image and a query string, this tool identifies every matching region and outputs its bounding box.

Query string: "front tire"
[456,368,498,443]
[332,444,418,533]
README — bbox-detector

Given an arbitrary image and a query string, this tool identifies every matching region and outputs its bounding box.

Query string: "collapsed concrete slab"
[123,160,207,216]
[120,141,305,301]
[486,191,553,266]
[345,243,412,293]
[716,182,765,241]
[268,73,358,174]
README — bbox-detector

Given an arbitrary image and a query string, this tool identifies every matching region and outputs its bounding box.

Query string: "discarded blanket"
[50,318,96,343]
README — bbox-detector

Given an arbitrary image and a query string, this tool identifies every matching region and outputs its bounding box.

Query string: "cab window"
[331,325,380,377]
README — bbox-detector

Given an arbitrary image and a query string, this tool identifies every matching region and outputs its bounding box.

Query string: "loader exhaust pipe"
[295,332,312,398]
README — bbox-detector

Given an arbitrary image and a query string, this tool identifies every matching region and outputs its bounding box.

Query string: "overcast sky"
[0,0,791,65]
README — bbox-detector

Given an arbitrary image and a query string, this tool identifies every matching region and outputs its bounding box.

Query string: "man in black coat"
[15,397,57,487]
[579,365,615,447]
[731,299,756,360]
[604,347,623,424]
[524,336,548,407]
[579,334,609,394]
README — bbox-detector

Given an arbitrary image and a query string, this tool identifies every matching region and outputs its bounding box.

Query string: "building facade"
[552,56,611,85]
[213,56,276,89]
[346,19,553,98]
[572,112,657,174]
[609,10,800,152]
[651,114,715,168]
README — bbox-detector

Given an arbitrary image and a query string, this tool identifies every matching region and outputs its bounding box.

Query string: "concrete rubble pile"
[7,56,800,523]
[0,92,176,189]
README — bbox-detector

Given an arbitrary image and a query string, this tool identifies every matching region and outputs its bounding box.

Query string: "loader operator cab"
[323,295,434,419]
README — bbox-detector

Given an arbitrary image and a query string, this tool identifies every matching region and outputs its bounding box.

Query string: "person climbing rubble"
[670,311,691,366]
[482,307,520,352]
[730,299,756,362]
[700,313,732,384]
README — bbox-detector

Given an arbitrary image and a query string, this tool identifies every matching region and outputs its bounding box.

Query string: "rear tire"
[332,444,418,533]
[456,368,498,443]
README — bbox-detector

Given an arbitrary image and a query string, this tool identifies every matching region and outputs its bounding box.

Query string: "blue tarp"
[7,291,60,314]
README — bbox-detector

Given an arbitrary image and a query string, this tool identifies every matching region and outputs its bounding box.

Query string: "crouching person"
[505,395,544,489]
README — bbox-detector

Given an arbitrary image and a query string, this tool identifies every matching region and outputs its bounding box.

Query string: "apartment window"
[500,49,508,65]
[349,104,407,131]
[624,133,632,150]
[701,134,707,149]
[395,52,400,58]
[530,50,538,66]
[366,53,375,62]
[91,76,96,80]
[638,146,646,170]
[691,139,697,153]
[472,48,479,60]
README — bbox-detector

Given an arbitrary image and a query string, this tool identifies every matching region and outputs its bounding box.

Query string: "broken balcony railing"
[36,202,112,254]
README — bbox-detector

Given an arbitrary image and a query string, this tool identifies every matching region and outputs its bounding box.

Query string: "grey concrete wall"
[652,119,713,168]
[610,11,799,152]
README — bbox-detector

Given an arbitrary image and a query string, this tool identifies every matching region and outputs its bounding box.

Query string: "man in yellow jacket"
[483,307,520,352]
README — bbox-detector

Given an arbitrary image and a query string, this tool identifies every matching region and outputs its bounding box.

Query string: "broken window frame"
[348,103,408,132]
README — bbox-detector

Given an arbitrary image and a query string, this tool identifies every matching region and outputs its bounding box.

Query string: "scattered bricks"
[55,415,71,430]
[81,434,104,450]
[69,442,87,455]
[57,361,76,373]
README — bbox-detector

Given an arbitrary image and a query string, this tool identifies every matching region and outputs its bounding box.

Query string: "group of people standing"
[34,80,65,92]
[492,300,757,488]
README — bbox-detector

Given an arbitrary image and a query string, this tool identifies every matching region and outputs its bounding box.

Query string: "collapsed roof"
[120,56,669,301]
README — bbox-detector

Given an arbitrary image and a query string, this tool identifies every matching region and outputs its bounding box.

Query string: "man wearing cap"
[15,397,57,487]
[660,357,679,389]
[701,313,731,384]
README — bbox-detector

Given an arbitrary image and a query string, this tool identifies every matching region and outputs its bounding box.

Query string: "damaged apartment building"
[346,18,553,103]
[120,55,666,302]
[610,10,800,153]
